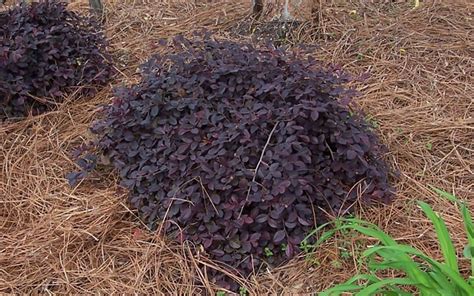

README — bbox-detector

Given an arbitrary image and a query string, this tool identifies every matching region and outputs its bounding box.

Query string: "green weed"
[264,247,274,257]
[365,115,380,129]
[307,188,474,296]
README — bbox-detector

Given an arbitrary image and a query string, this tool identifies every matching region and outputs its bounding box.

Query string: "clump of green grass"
[301,188,474,296]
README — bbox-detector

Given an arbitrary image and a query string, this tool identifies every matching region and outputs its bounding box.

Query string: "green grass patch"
[302,188,474,296]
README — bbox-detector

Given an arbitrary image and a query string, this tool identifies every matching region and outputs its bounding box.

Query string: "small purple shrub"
[0,0,113,119]
[91,34,394,288]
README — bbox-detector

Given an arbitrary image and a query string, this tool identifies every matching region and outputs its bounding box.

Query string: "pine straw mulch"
[1,0,473,294]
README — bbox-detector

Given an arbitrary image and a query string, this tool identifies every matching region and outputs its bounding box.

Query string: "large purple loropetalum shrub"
[0,0,113,119]
[89,34,394,288]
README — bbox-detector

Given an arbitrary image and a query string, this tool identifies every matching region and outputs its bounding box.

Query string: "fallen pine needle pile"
[1,0,473,294]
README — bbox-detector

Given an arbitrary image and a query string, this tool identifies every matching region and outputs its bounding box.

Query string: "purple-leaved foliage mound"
[0,0,113,120]
[90,34,394,288]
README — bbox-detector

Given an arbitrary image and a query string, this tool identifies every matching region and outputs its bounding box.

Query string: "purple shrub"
[0,1,113,119]
[91,34,394,288]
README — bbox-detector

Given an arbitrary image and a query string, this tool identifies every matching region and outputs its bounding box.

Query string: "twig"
[158,177,198,236]
[197,176,219,215]
[238,121,279,218]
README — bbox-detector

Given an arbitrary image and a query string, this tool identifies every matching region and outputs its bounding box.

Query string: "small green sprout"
[365,115,380,129]
[264,247,274,257]
[239,286,248,296]
[331,260,343,269]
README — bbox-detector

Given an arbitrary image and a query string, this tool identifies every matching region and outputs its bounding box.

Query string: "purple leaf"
[273,230,286,243]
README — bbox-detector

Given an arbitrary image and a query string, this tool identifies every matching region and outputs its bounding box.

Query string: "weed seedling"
[239,286,248,296]
[264,247,274,257]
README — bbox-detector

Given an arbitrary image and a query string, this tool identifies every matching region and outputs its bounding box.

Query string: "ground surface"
[1,0,473,294]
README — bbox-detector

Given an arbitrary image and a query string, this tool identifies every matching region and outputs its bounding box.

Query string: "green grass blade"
[364,248,449,293]
[418,201,459,273]
[460,205,474,245]
[363,246,443,292]
[318,274,382,296]
[314,228,339,247]
[420,261,472,294]
[338,222,397,245]
[377,289,413,296]
[338,224,434,290]
[429,271,456,294]
[432,187,474,283]
[356,278,419,296]
[431,187,458,203]
[318,284,363,296]
[460,204,474,284]
[301,221,335,246]
[366,245,474,295]
[342,274,382,284]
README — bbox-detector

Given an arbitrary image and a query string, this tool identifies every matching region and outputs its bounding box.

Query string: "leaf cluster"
[0,0,113,119]
[91,34,394,288]
[318,188,474,296]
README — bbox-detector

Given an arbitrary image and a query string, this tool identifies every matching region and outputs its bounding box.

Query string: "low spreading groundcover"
[71,34,394,289]
[0,0,113,120]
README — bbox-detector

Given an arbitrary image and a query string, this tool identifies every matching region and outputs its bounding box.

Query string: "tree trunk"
[311,0,321,24]
[89,0,103,16]
[251,0,263,20]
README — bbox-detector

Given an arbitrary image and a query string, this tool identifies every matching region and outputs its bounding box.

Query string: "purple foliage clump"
[0,0,113,119]
[91,34,394,288]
